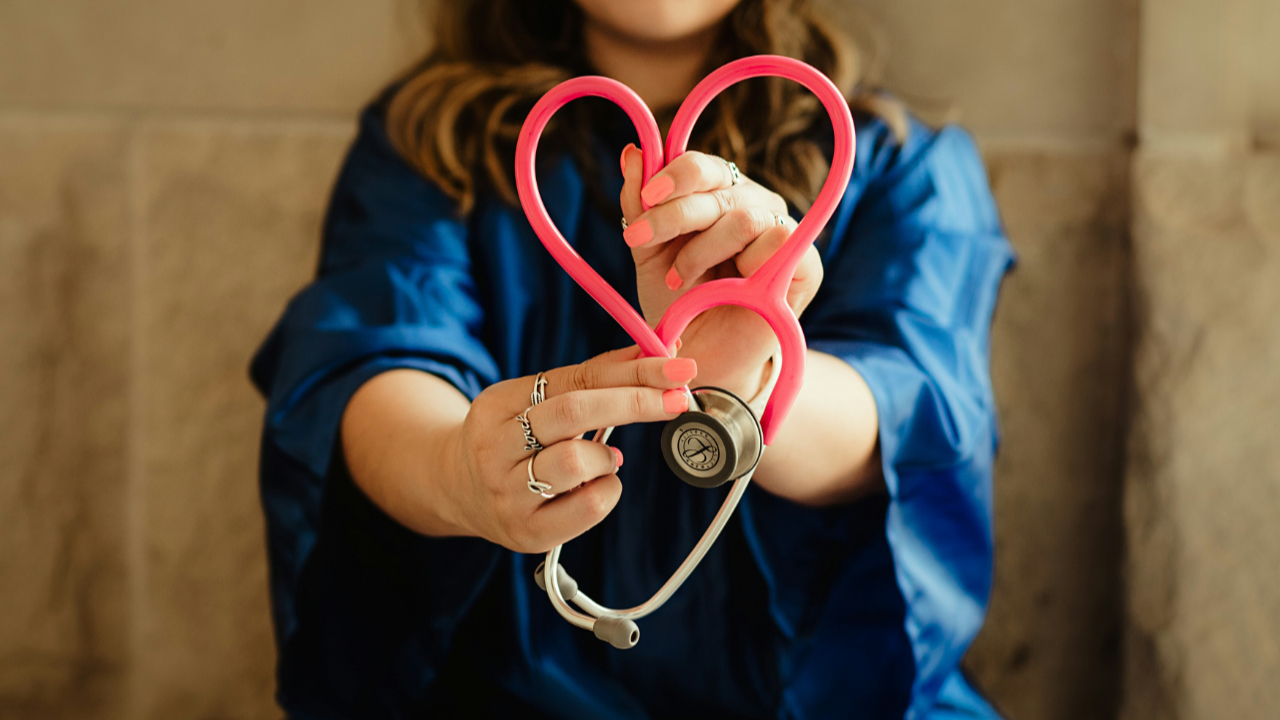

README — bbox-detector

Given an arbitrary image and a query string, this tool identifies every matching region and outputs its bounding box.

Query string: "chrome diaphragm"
[660,387,763,489]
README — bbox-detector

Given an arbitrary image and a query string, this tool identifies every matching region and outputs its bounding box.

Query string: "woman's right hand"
[451,346,696,553]
[343,346,698,555]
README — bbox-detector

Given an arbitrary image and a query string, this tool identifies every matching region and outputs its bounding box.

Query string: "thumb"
[619,144,644,221]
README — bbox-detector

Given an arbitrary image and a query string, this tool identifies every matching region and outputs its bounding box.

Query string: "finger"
[521,474,623,552]
[619,143,644,222]
[639,151,734,207]
[666,207,781,290]
[526,386,689,445]
[530,439,623,494]
[786,244,825,315]
[734,223,793,279]
[734,226,824,316]
[541,355,697,399]
[585,344,642,365]
[624,182,786,249]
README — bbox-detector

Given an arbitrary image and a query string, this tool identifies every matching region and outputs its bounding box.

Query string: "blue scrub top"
[250,97,1014,720]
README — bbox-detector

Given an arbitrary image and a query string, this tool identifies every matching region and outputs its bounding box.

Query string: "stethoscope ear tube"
[538,464,756,648]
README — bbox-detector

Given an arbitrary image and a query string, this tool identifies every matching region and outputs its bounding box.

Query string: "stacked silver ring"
[711,155,741,186]
[517,408,543,452]
[531,372,547,406]
[523,372,554,498]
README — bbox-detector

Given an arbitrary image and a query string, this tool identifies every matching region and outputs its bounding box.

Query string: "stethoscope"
[514,55,855,649]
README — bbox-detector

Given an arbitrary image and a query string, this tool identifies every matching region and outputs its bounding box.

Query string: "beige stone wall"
[1122,1,1280,718]
[0,1,1275,719]
[0,3,423,717]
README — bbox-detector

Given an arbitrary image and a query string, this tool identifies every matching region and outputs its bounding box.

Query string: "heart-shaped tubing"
[657,56,855,444]
[515,76,672,360]
[515,55,856,445]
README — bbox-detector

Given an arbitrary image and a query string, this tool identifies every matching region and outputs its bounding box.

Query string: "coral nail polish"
[665,265,682,291]
[612,447,624,467]
[662,389,689,414]
[641,175,675,205]
[663,358,697,383]
[622,218,652,247]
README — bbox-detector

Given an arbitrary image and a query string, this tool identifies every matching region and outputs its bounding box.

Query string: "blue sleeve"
[249,108,502,652]
[739,118,1014,719]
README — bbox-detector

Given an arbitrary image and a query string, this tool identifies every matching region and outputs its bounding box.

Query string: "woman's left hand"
[618,145,824,399]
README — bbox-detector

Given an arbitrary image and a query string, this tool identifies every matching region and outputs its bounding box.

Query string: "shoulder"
[319,103,473,273]
[844,112,1002,237]
[334,102,448,208]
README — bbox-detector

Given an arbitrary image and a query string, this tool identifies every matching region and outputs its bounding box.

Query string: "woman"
[251,0,1014,717]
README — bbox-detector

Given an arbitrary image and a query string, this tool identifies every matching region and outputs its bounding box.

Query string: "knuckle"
[712,189,736,216]
[556,394,585,427]
[568,363,591,392]
[631,360,650,387]
[672,198,696,226]
[584,488,614,519]
[674,154,700,178]
[629,388,650,418]
[728,208,758,237]
[695,152,720,175]
[560,445,589,480]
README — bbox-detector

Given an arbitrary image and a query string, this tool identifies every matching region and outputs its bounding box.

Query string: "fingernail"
[665,265,682,291]
[676,338,683,351]
[663,358,697,383]
[663,389,689,414]
[622,218,652,247]
[619,143,635,174]
[641,175,674,205]
[612,447,624,467]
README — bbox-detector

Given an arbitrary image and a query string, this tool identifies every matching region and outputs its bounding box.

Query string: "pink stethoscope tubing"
[514,56,856,639]
[515,55,856,445]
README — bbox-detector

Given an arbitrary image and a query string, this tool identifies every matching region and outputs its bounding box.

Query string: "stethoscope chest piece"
[661,387,763,488]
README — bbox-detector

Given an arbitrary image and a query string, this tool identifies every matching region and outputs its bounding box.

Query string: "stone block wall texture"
[0,1,1275,719]
[1123,152,1280,720]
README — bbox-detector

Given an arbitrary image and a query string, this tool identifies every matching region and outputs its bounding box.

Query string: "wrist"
[695,352,772,398]
[425,421,473,537]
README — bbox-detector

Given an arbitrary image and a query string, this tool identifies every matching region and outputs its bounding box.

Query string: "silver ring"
[712,156,741,186]
[527,451,555,498]
[774,212,786,227]
[517,407,544,452]
[620,216,629,231]
[531,372,548,406]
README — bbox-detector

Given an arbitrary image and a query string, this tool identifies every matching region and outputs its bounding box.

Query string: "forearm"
[341,369,470,538]
[751,350,883,506]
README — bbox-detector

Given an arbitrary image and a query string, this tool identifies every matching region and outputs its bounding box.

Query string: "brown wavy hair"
[386,0,906,216]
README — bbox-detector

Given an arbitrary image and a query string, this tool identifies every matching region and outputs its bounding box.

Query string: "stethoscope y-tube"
[514,55,856,648]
